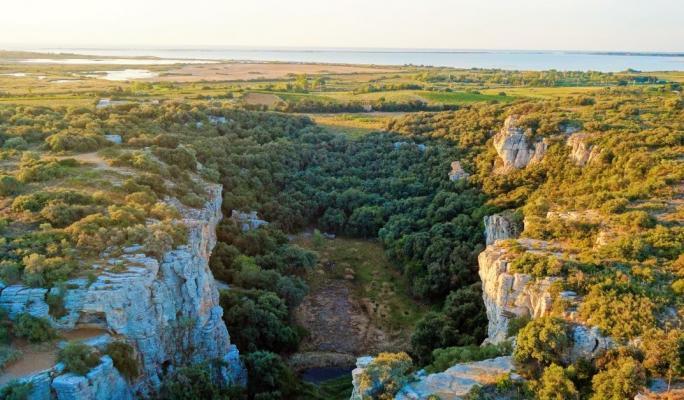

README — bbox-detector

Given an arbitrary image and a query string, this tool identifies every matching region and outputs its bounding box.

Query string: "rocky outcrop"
[493,115,548,170]
[231,210,268,232]
[566,132,599,166]
[448,161,469,181]
[350,356,516,400]
[483,212,521,245]
[0,183,246,397]
[51,357,133,400]
[478,244,558,343]
[396,357,515,400]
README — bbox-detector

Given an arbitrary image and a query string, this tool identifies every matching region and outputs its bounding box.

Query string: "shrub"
[0,175,22,196]
[507,315,531,337]
[0,380,33,400]
[104,342,139,381]
[357,352,413,400]
[58,342,101,375]
[45,131,107,152]
[244,351,298,399]
[509,253,564,278]
[14,314,56,343]
[159,363,241,400]
[513,317,571,378]
[2,137,28,150]
[427,342,512,373]
[537,364,579,400]
[590,357,646,400]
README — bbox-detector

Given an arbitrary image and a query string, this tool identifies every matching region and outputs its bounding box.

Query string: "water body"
[25,47,684,72]
[87,69,158,81]
[300,367,354,384]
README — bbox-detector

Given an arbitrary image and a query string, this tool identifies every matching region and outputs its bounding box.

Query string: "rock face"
[350,356,515,400]
[478,244,558,344]
[396,357,515,400]
[483,212,521,246]
[0,183,246,397]
[493,115,548,170]
[448,161,469,181]
[566,132,599,166]
[231,210,268,232]
[51,356,133,400]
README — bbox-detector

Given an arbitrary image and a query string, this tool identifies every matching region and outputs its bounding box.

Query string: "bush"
[513,317,571,378]
[159,363,241,400]
[244,351,298,400]
[427,342,512,373]
[0,175,22,196]
[14,314,56,343]
[104,342,139,381]
[45,131,107,152]
[0,380,33,400]
[537,364,579,400]
[357,352,413,400]
[590,357,645,400]
[58,342,101,375]
[2,137,28,150]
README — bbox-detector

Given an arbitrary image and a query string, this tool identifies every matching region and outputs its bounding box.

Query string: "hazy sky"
[2,0,683,52]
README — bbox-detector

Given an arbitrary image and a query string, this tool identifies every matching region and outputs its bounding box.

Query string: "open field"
[150,62,398,82]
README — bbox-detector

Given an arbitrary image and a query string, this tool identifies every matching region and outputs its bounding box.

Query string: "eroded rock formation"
[1,184,246,398]
[566,132,600,166]
[493,115,548,170]
[448,161,469,181]
[396,357,515,400]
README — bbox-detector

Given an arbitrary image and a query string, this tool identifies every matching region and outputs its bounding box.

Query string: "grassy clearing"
[417,90,515,104]
[480,85,605,98]
[310,113,394,137]
[294,235,427,333]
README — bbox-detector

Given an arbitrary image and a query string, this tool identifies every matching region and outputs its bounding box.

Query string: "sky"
[2,0,683,52]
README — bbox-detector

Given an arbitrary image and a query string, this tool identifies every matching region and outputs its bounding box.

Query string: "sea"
[11,47,684,72]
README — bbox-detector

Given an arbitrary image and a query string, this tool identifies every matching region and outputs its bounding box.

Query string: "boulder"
[448,161,469,181]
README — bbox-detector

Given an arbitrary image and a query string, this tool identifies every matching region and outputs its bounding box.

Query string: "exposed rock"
[566,132,599,166]
[493,115,548,170]
[104,135,122,145]
[478,244,558,343]
[0,183,246,397]
[51,356,133,400]
[231,210,268,232]
[568,325,613,363]
[483,212,521,246]
[396,357,515,400]
[350,356,374,400]
[448,161,469,181]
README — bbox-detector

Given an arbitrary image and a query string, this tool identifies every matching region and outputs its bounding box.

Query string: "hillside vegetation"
[0,56,682,399]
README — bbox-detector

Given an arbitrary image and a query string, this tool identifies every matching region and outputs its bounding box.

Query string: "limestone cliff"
[483,212,521,246]
[566,132,600,166]
[0,183,246,399]
[493,115,548,171]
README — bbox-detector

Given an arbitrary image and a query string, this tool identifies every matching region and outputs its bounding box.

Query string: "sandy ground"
[149,62,396,82]
[0,328,107,385]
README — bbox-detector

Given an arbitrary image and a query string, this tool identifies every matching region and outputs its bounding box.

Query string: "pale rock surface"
[51,356,133,400]
[448,161,469,181]
[396,357,515,400]
[231,210,268,232]
[566,132,599,166]
[0,183,246,397]
[483,213,521,245]
[478,244,558,343]
[493,115,548,170]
